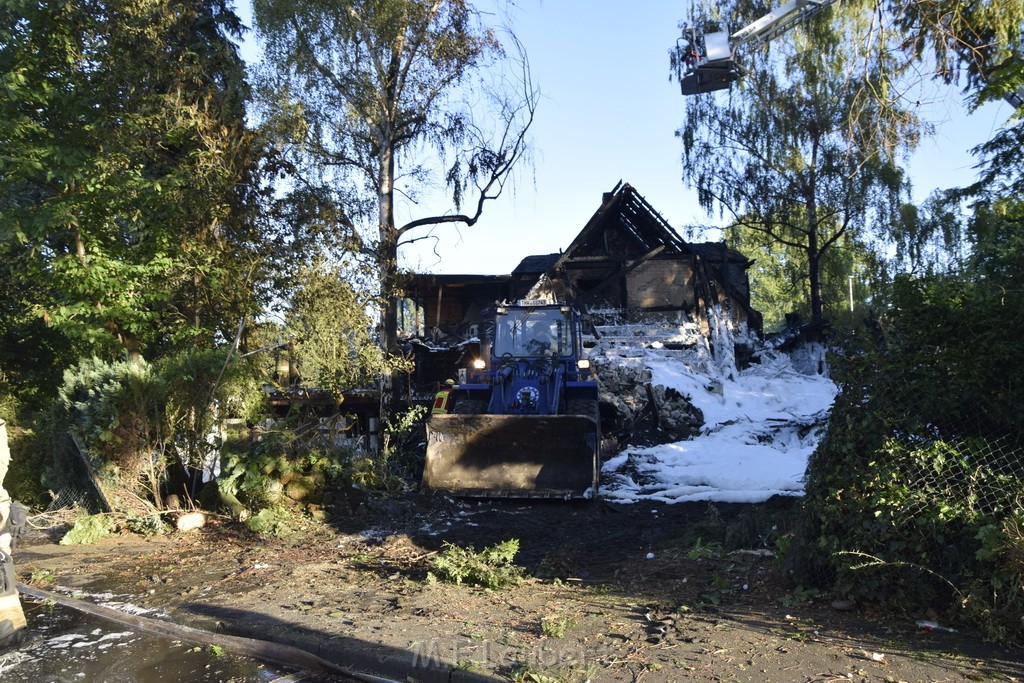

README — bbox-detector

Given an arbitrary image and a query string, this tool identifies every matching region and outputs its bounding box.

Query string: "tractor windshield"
[494,307,574,358]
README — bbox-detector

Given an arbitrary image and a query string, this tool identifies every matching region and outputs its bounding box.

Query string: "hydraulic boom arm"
[673,0,1024,108]
[673,0,840,95]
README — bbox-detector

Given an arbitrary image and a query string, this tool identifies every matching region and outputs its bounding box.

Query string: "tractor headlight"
[576,359,591,371]
[472,358,487,370]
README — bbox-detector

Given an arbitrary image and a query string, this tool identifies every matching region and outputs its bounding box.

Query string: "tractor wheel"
[567,399,599,423]
[451,399,487,415]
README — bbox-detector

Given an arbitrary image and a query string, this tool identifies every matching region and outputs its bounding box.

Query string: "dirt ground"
[13,492,1024,682]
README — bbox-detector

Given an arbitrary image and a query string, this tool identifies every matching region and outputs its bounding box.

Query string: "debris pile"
[594,359,704,448]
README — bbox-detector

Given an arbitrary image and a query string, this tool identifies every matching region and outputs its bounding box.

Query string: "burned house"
[399,273,514,394]
[402,182,761,393]
[519,182,761,335]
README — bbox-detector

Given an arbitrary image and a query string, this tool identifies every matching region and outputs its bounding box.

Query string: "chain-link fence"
[45,433,109,514]
[794,278,1024,642]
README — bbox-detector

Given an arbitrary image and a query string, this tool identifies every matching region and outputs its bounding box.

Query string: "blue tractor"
[423,302,601,498]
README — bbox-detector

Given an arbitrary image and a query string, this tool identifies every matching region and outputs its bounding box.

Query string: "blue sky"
[235,0,1014,276]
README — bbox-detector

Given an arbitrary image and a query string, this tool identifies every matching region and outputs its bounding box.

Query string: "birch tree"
[253,0,536,359]
[677,2,921,325]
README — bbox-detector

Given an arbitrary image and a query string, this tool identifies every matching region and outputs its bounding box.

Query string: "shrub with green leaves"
[58,356,167,476]
[159,348,266,471]
[53,356,169,508]
[540,615,576,638]
[5,424,52,508]
[794,273,1024,641]
[286,261,391,398]
[49,351,265,510]
[428,540,524,589]
[380,404,427,483]
[60,514,118,545]
[245,505,297,538]
[125,511,166,536]
[216,423,361,512]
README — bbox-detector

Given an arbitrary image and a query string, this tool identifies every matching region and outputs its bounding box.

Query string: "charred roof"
[512,253,561,275]
[516,182,752,271]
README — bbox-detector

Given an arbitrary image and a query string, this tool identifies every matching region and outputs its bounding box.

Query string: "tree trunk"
[378,141,399,356]
[806,191,824,330]
[377,140,402,436]
[806,147,824,328]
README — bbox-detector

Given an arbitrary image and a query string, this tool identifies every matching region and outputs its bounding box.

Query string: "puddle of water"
[1,600,323,682]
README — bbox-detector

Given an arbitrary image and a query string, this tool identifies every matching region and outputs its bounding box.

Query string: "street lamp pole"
[848,275,855,313]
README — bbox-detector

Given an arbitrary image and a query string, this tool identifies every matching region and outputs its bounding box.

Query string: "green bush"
[59,356,167,477]
[40,346,420,521]
[125,511,167,536]
[215,402,427,516]
[245,505,298,537]
[54,357,168,506]
[540,615,576,638]
[794,274,1024,641]
[5,425,51,508]
[428,539,524,588]
[60,514,118,545]
[217,424,351,511]
[49,351,266,510]
[159,348,265,471]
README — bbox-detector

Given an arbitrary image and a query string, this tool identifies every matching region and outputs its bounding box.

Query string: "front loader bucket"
[423,415,600,499]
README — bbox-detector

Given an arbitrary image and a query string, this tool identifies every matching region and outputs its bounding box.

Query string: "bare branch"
[395,32,537,241]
